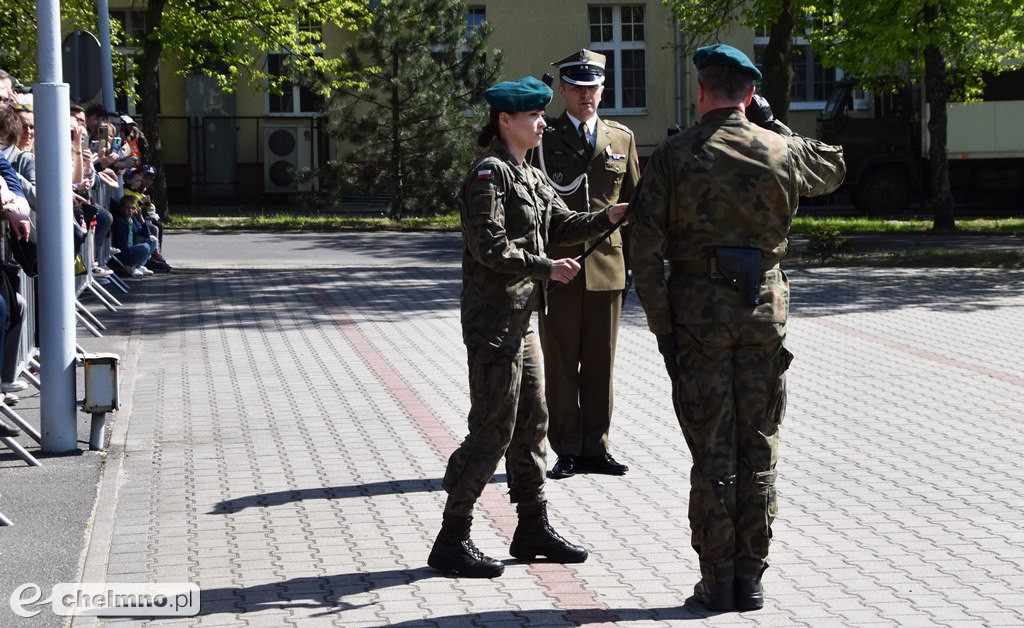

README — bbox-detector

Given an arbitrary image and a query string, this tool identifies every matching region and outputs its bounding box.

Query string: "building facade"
[107,1,837,204]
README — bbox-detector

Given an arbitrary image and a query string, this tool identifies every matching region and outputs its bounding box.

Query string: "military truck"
[817,70,1024,214]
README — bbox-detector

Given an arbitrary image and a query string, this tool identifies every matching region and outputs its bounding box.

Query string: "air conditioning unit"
[263,125,318,193]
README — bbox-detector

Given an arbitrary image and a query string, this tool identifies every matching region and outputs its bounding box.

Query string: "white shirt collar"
[0,144,14,161]
[565,112,599,143]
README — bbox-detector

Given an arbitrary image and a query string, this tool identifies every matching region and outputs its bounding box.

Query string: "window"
[753,27,843,110]
[110,9,148,42]
[110,9,149,115]
[589,5,646,113]
[266,53,324,115]
[466,7,486,40]
[266,17,325,115]
[432,6,486,70]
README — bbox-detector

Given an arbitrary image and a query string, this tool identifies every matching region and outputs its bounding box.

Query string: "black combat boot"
[427,515,504,578]
[693,578,736,612]
[735,578,764,611]
[509,502,588,563]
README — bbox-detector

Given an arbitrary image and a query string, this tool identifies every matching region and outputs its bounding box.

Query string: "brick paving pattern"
[79,244,1024,627]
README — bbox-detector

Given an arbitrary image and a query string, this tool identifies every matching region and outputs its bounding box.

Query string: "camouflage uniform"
[443,141,614,518]
[630,108,845,583]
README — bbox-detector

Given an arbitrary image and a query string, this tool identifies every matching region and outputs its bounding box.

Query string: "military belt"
[669,257,780,275]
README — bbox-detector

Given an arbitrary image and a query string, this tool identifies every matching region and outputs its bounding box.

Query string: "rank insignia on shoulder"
[476,169,493,180]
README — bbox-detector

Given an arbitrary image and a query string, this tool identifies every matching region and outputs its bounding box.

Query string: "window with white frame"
[110,9,149,115]
[466,6,486,40]
[753,27,843,110]
[589,5,647,114]
[266,20,324,115]
[110,9,148,41]
[432,6,486,59]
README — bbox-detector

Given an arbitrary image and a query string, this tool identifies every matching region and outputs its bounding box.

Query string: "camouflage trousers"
[672,321,792,582]
[442,314,548,518]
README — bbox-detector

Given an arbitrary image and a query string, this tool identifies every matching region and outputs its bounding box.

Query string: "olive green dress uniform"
[443,141,614,519]
[630,53,846,584]
[534,111,640,460]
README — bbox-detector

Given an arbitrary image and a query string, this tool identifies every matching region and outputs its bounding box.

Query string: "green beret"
[484,76,552,112]
[693,44,762,81]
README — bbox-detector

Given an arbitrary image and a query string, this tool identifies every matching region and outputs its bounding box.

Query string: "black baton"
[547,212,627,292]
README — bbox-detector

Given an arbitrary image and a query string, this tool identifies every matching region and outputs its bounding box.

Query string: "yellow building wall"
[477,0,681,154]
[463,2,820,152]
[107,1,824,185]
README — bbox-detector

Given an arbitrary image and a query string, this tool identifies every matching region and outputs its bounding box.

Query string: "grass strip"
[792,248,1024,269]
[166,212,1024,235]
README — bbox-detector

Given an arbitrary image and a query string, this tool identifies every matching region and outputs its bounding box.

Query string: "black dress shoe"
[548,456,577,479]
[579,453,628,475]
[0,420,20,438]
[735,578,764,611]
[693,578,735,612]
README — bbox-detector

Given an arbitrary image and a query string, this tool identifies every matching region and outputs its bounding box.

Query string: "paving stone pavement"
[61,232,1024,627]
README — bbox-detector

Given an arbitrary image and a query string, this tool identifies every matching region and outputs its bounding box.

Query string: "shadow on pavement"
[790,267,1023,316]
[119,264,1024,340]
[170,230,463,265]
[209,475,508,514]
[194,567,713,623]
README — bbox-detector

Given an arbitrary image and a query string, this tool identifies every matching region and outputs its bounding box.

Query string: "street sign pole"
[96,0,116,112]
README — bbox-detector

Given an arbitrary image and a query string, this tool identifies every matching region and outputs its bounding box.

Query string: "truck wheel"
[854,167,911,215]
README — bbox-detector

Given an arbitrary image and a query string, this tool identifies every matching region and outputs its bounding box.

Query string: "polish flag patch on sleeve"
[476,169,493,180]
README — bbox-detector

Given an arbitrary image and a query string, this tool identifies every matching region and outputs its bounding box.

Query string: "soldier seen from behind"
[629,44,846,611]
[428,76,628,578]
[531,49,640,480]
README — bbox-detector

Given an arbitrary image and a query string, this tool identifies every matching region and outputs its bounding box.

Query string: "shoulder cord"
[534,137,589,201]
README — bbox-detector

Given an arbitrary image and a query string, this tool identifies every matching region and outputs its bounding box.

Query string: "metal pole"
[37,0,80,453]
[96,0,116,111]
[89,412,106,451]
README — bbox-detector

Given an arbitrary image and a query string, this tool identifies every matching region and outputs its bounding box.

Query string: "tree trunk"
[139,0,168,220]
[760,0,794,124]
[923,4,956,231]
[389,49,404,220]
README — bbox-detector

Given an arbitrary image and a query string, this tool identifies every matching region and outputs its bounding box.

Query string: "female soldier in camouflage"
[428,76,628,578]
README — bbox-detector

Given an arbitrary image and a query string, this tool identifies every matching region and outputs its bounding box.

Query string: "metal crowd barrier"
[0,203,133,469]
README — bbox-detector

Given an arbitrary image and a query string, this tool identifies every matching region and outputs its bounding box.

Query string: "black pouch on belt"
[713,247,762,306]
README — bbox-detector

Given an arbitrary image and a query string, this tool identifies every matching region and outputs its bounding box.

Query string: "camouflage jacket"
[531,112,641,291]
[460,141,614,323]
[630,108,846,334]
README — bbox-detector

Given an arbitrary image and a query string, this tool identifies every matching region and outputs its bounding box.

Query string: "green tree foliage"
[0,1,99,82]
[319,0,502,219]
[0,1,369,217]
[662,0,810,123]
[807,0,1024,231]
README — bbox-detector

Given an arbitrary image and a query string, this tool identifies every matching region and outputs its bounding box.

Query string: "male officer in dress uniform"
[532,49,640,480]
[630,44,845,611]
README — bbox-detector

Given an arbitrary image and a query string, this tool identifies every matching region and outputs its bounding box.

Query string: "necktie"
[579,121,592,151]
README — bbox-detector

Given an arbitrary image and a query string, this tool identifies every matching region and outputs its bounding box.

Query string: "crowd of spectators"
[1,67,172,437]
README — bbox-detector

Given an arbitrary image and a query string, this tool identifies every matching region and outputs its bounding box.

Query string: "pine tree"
[320,0,502,218]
